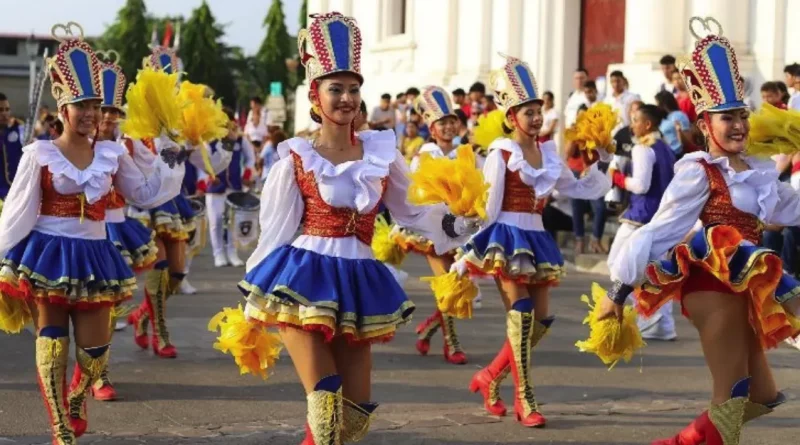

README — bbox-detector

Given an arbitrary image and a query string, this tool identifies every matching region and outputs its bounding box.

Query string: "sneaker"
[785,336,800,350]
[180,279,198,295]
[114,320,127,332]
[472,291,483,310]
[640,319,677,341]
[227,248,245,267]
[214,254,229,268]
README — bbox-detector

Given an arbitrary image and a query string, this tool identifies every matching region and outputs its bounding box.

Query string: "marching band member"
[455,54,610,427]
[0,92,24,213]
[238,12,477,444]
[0,23,185,443]
[598,18,800,444]
[606,104,678,341]
[203,108,256,268]
[396,85,485,365]
[126,46,232,359]
[178,159,200,295]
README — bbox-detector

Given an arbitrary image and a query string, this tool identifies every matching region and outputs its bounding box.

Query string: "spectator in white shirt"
[564,68,589,128]
[784,63,800,95]
[244,96,269,149]
[604,70,641,129]
[538,91,559,142]
[787,64,800,110]
[369,93,396,130]
[658,55,678,95]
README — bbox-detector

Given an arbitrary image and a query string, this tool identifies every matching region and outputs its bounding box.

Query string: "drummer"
[202,107,256,267]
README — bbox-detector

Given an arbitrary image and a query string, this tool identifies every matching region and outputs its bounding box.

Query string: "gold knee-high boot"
[341,400,378,443]
[35,335,75,445]
[67,345,110,438]
[302,375,343,445]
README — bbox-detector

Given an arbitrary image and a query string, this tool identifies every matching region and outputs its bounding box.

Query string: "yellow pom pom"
[371,215,406,265]
[0,294,32,334]
[208,305,283,380]
[575,283,645,370]
[747,103,800,157]
[178,81,229,146]
[473,110,508,149]
[120,67,184,141]
[407,145,489,218]
[421,271,479,319]
[564,103,619,155]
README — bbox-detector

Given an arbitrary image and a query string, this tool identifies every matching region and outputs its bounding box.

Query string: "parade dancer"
[204,109,256,268]
[126,46,232,359]
[455,54,611,427]
[238,12,477,444]
[0,22,185,443]
[606,104,678,341]
[598,17,800,444]
[0,92,24,212]
[395,85,485,365]
[66,50,160,403]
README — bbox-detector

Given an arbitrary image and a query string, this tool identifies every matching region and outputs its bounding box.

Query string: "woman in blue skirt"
[455,54,611,428]
[239,12,477,445]
[0,23,185,444]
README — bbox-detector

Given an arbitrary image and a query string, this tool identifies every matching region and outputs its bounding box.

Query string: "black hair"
[0,92,7,101]
[405,87,420,96]
[609,70,625,79]
[452,88,466,96]
[43,114,56,124]
[655,90,680,112]
[789,64,800,77]
[360,100,368,115]
[469,82,486,94]
[395,92,405,99]
[761,81,781,94]
[578,104,589,113]
[250,96,264,105]
[454,108,468,126]
[576,67,589,75]
[380,93,391,100]
[784,63,800,74]
[582,80,597,90]
[637,104,666,127]
[309,108,322,124]
[542,91,554,102]
[52,119,64,136]
[484,94,494,102]
[660,55,676,65]
[223,106,235,121]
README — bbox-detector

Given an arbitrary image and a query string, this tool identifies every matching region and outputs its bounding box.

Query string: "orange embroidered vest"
[39,167,108,222]
[292,152,387,245]
[698,160,763,244]
[500,151,547,214]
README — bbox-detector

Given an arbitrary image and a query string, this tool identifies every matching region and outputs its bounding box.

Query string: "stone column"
[623,0,687,63]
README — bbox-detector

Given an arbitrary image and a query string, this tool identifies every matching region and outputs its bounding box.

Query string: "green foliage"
[255,0,292,93]
[96,0,150,82]
[181,2,237,107]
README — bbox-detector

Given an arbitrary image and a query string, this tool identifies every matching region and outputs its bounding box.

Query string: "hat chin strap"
[311,81,357,146]
[510,111,538,139]
[703,112,732,154]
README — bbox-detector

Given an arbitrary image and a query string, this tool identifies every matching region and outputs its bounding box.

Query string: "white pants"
[609,222,675,333]
[206,192,233,258]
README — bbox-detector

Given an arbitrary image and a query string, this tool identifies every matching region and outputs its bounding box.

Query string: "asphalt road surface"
[1,249,798,444]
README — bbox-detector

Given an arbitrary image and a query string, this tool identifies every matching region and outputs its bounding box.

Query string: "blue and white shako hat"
[677,17,746,115]
[47,22,103,108]
[298,12,363,84]
[96,50,126,114]
[489,53,542,111]
[144,46,181,75]
[415,86,457,127]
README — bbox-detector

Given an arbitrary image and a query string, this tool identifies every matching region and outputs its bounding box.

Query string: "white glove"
[596,147,613,163]
[449,258,468,276]
[454,216,481,236]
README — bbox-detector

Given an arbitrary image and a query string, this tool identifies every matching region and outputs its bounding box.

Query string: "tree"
[255,0,292,94]
[180,2,237,107]
[97,0,150,82]
[295,0,308,86]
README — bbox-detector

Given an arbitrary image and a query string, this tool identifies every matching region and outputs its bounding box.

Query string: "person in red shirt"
[451,88,471,118]
[671,71,697,122]
[761,81,788,109]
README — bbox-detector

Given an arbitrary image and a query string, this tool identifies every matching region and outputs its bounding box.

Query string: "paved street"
[1,249,799,444]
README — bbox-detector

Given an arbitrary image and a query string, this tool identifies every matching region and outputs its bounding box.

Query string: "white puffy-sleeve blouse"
[0,140,185,258]
[609,151,800,286]
[245,130,463,271]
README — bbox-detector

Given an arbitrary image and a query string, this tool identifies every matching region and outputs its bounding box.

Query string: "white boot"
[472,290,483,309]
[227,244,244,267]
[180,279,198,295]
[214,253,229,268]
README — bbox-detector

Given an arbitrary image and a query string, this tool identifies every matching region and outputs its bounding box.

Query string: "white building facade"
[295,0,800,133]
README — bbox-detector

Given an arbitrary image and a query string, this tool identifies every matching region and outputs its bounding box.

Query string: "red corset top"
[698,160,763,244]
[292,152,387,245]
[39,167,108,222]
[500,150,547,214]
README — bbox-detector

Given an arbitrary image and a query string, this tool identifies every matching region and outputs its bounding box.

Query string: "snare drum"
[188,197,207,255]
[225,192,260,249]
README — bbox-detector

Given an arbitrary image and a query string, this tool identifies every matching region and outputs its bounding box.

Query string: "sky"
[0,0,302,56]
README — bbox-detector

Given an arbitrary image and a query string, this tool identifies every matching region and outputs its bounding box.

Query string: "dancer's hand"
[596,296,624,322]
